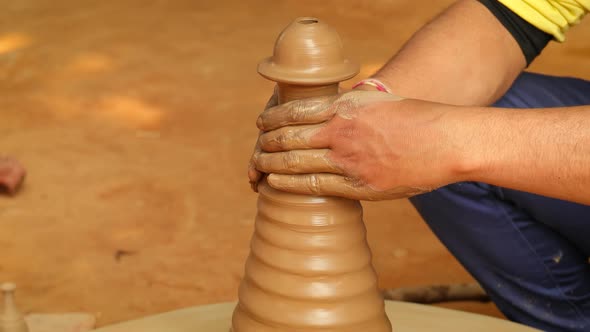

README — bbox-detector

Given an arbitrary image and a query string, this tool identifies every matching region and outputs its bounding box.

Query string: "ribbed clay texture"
[232,16,391,332]
[231,181,391,331]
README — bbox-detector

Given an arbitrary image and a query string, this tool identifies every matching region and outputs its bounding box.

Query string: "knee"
[495,72,590,108]
[409,182,496,219]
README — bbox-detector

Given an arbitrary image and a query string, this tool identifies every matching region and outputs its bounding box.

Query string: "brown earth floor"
[0,0,589,328]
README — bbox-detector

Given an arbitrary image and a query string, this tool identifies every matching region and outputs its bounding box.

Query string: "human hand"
[248,87,279,192]
[250,90,472,200]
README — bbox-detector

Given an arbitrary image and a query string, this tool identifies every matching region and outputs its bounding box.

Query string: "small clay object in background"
[0,283,30,332]
[0,156,26,195]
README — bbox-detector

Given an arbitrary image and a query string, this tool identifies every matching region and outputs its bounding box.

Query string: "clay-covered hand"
[250,90,470,200]
[248,88,279,192]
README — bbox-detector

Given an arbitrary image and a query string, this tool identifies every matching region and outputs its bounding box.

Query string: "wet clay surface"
[0,0,588,327]
[233,181,391,331]
[234,22,391,330]
[258,17,359,85]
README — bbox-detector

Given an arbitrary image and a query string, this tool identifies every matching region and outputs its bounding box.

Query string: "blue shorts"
[410,72,590,331]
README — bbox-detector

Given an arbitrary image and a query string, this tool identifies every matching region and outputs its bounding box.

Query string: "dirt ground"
[0,0,589,327]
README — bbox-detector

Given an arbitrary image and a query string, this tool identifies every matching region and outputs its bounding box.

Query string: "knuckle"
[292,128,308,146]
[289,100,308,122]
[305,174,321,195]
[264,127,301,151]
[282,151,300,169]
[260,129,288,150]
[276,129,291,148]
[272,128,293,149]
[331,94,360,118]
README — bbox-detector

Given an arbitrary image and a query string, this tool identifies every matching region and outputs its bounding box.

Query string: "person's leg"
[409,72,590,331]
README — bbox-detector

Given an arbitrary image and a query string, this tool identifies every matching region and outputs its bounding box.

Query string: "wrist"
[352,77,393,93]
[353,84,382,92]
[442,105,490,183]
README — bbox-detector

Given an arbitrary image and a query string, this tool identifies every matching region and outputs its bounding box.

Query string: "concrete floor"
[0,0,588,327]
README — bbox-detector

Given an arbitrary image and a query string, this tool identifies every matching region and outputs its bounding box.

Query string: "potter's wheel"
[94,301,540,331]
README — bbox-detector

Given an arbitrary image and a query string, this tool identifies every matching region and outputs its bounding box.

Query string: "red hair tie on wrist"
[352,78,392,93]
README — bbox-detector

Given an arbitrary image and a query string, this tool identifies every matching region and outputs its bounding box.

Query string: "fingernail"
[256,116,264,130]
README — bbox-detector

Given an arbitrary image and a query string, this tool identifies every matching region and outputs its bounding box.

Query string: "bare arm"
[357,0,590,203]
[251,0,590,206]
[460,105,590,205]
[369,0,525,106]
[254,96,590,205]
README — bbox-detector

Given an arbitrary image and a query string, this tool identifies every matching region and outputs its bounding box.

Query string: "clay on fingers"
[258,123,327,152]
[266,173,431,201]
[255,149,341,175]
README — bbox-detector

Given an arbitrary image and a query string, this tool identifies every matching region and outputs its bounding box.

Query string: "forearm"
[452,105,590,205]
[372,0,525,106]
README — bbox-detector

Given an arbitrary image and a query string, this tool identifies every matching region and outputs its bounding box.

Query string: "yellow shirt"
[498,0,590,41]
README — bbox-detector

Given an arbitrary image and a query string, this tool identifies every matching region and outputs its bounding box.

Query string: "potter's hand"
[248,88,279,192]
[251,90,469,200]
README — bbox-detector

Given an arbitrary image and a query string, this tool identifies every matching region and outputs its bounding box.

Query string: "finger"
[267,174,429,200]
[266,173,366,199]
[248,134,263,192]
[257,95,338,131]
[259,123,330,152]
[248,159,262,192]
[250,86,280,192]
[254,149,342,175]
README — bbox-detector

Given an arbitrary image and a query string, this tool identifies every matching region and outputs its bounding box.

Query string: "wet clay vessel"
[231,18,392,331]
